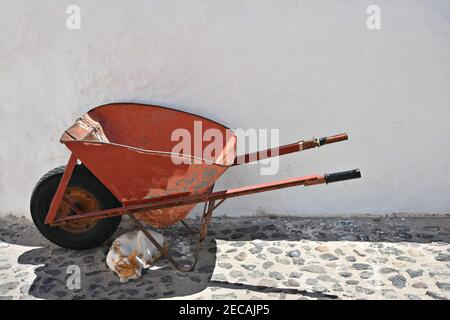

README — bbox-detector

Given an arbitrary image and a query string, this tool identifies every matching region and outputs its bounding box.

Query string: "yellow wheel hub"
[57,187,99,233]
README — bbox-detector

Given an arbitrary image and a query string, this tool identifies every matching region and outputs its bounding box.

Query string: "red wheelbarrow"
[30,103,361,271]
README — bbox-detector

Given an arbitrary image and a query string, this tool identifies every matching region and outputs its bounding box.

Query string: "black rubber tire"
[30,164,122,249]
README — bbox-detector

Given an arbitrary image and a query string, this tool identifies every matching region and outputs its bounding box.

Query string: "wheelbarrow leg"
[180,196,215,235]
[127,195,225,272]
[199,199,217,242]
[180,184,215,235]
[185,198,224,271]
[180,220,200,235]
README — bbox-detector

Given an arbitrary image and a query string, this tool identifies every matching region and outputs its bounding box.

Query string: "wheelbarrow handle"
[324,169,361,184]
[232,132,349,166]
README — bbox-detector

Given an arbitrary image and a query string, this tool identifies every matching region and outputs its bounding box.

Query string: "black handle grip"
[324,169,361,184]
[319,133,348,146]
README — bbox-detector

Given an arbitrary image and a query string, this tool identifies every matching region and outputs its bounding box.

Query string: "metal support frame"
[48,168,361,227]
[45,153,78,224]
[42,147,360,272]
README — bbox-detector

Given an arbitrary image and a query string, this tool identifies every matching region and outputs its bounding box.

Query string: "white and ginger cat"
[106,229,168,282]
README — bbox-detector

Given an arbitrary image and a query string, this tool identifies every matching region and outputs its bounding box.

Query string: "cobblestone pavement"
[0,215,450,300]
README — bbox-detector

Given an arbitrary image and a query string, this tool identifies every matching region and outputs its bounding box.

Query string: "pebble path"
[0,215,449,300]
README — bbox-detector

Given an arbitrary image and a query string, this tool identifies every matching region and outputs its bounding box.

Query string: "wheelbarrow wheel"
[30,164,122,250]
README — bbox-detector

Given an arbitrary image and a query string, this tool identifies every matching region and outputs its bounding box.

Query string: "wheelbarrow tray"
[59,103,236,227]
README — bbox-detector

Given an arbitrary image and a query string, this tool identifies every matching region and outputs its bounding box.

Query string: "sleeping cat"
[106,229,168,282]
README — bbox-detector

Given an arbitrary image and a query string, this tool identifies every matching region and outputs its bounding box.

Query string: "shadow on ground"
[1,215,449,300]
